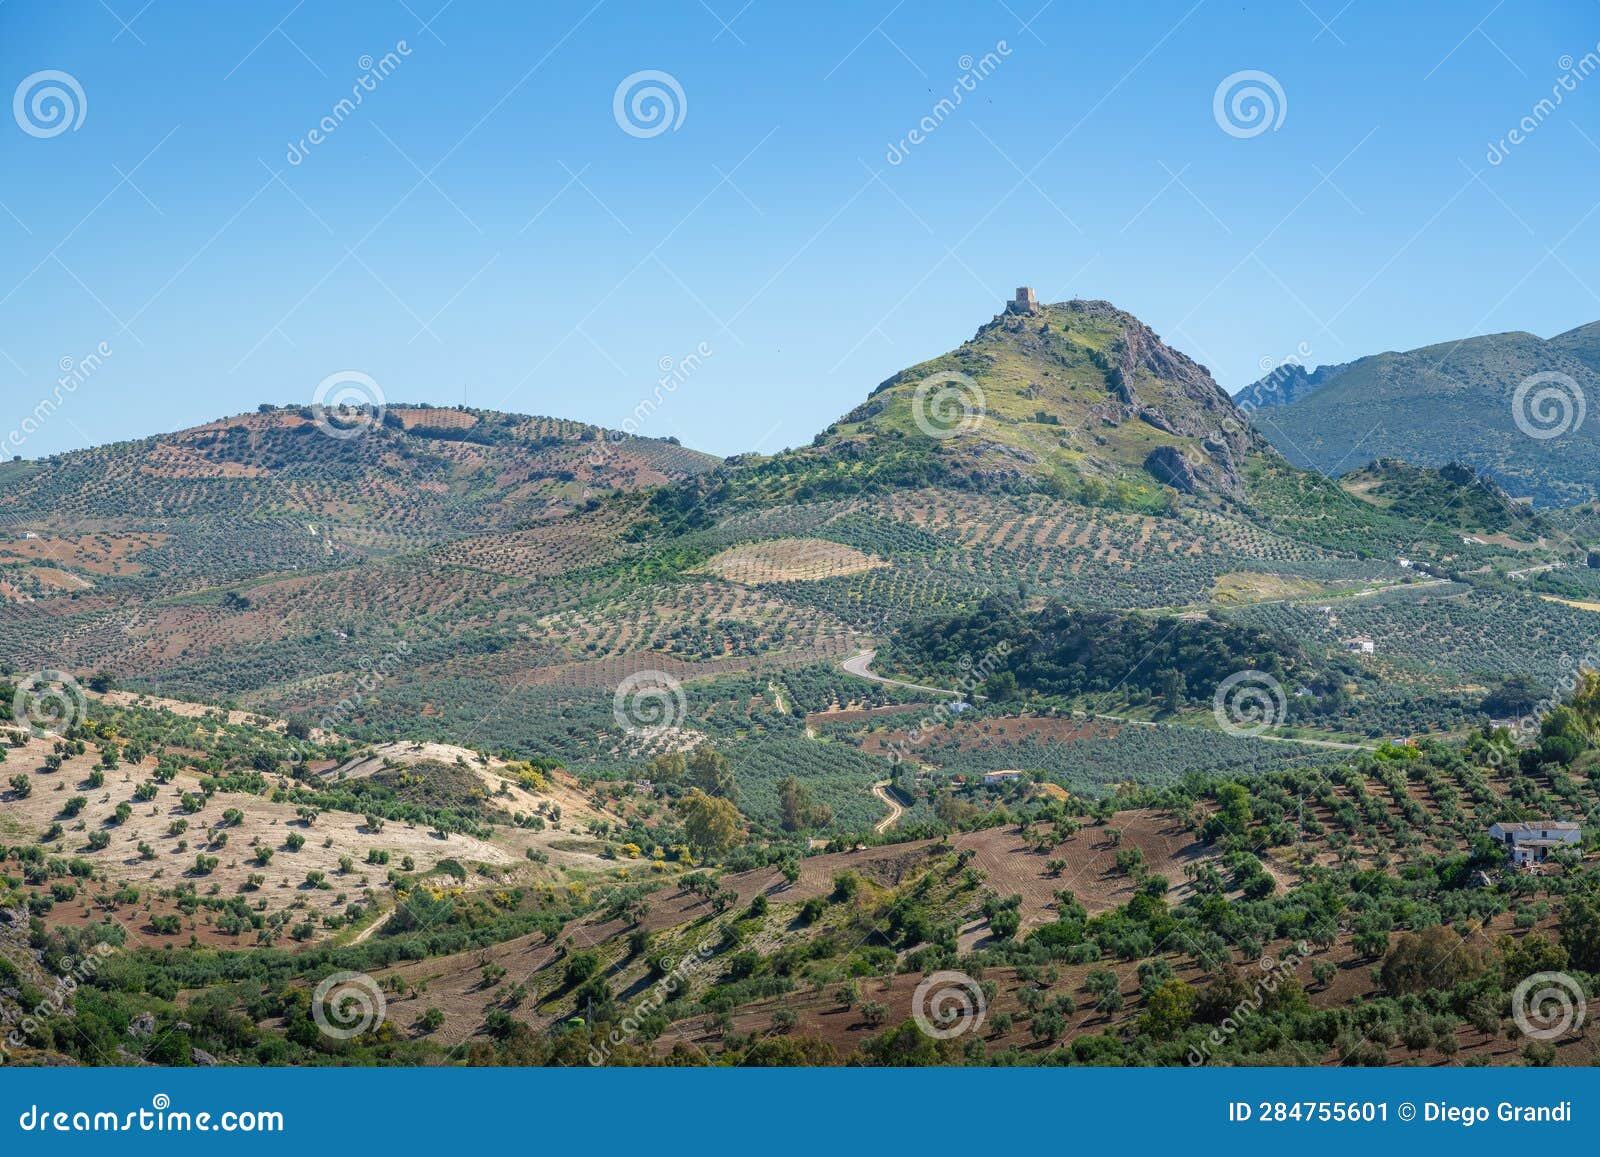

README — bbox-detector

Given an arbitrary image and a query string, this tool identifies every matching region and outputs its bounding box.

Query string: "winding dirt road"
[871,780,905,834]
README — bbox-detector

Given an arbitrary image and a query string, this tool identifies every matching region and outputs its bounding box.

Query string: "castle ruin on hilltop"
[1006,286,1040,315]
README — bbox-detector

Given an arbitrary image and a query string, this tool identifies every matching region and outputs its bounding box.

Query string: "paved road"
[840,648,961,697]
[839,649,1374,752]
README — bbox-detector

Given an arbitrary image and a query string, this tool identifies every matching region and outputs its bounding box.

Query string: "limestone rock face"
[1144,445,1199,493]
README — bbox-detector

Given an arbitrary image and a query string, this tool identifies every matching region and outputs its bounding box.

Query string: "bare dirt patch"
[858,714,1118,757]
[698,538,888,585]
[1,735,510,944]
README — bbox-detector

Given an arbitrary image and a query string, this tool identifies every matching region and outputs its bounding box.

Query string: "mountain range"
[1239,321,1600,507]
[3,292,1590,771]
[9,292,1600,1068]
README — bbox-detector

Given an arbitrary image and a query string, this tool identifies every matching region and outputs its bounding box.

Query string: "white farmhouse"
[1487,821,1582,866]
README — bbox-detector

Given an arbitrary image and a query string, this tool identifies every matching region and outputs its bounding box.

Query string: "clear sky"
[2,0,1599,460]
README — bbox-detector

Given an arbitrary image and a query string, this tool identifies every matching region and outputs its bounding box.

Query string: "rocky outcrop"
[1144,446,1199,493]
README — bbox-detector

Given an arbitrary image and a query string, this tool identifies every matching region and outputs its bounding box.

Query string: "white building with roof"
[1487,821,1582,866]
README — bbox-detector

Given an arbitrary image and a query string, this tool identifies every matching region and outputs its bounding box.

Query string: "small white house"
[1488,821,1582,866]
[983,770,1024,786]
[1344,636,1375,654]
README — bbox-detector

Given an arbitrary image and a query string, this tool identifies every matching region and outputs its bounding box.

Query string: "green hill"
[1338,458,1545,535]
[721,296,1272,512]
[1243,325,1600,507]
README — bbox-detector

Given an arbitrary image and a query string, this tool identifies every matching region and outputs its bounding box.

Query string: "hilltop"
[1338,458,1546,536]
[0,403,718,543]
[723,295,1270,512]
[1234,360,1350,410]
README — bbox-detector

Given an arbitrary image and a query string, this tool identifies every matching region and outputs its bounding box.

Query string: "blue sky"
[2,0,1599,459]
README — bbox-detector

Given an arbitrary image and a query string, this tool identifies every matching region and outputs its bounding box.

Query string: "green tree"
[1559,893,1600,972]
[1140,979,1196,1039]
[686,745,738,802]
[675,788,743,861]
